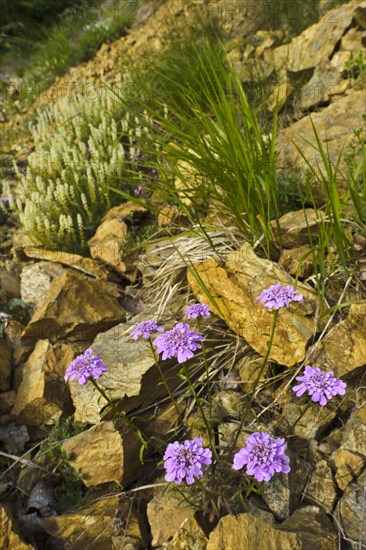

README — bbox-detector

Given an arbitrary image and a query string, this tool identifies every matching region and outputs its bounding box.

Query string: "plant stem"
[231,309,279,452]
[288,401,312,434]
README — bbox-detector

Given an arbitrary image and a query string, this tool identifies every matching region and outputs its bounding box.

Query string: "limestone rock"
[332,449,364,491]
[12,340,75,425]
[207,513,299,550]
[267,1,357,73]
[279,245,313,278]
[338,403,366,457]
[0,268,20,304]
[311,303,366,378]
[20,261,64,314]
[296,60,346,111]
[276,90,366,188]
[43,496,141,550]
[187,243,316,367]
[336,469,366,546]
[0,391,16,417]
[69,322,180,424]
[0,423,29,454]
[304,460,337,512]
[147,493,190,547]
[278,506,337,549]
[165,515,207,550]
[61,421,142,488]
[0,338,11,391]
[21,270,126,341]
[0,506,33,550]
[271,209,326,248]
[282,402,336,439]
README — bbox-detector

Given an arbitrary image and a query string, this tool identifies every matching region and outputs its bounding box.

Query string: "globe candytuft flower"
[153,322,204,363]
[232,432,290,482]
[184,303,211,319]
[292,365,346,406]
[130,320,164,340]
[64,349,108,385]
[164,438,212,485]
[256,283,303,310]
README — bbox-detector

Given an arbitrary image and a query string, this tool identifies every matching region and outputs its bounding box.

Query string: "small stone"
[0,423,29,454]
[279,245,313,278]
[304,460,337,512]
[336,469,366,547]
[271,209,326,248]
[0,268,20,303]
[332,449,364,491]
[20,261,64,314]
[282,402,336,439]
[147,493,190,547]
[165,515,207,550]
[158,205,180,227]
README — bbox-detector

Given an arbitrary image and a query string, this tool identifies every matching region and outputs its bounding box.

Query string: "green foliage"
[14,84,153,253]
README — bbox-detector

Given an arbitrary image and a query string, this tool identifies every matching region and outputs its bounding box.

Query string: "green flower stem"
[182,363,219,463]
[148,338,184,425]
[231,309,279,452]
[197,317,212,413]
[288,401,312,434]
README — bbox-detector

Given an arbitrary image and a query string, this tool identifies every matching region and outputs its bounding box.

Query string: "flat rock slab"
[187,243,317,367]
[21,270,126,341]
[0,506,33,550]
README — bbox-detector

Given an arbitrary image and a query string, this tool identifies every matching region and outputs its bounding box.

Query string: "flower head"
[232,432,290,482]
[64,349,108,385]
[130,320,164,340]
[153,322,204,363]
[164,438,212,485]
[256,283,303,310]
[134,185,143,195]
[292,366,346,406]
[184,303,211,319]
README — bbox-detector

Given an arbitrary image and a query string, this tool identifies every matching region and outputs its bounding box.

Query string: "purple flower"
[184,303,211,319]
[153,322,204,363]
[292,365,346,406]
[130,320,164,340]
[164,438,212,485]
[1,197,10,206]
[256,283,303,310]
[134,185,143,195]
[233,432,290,482]
[64,349,108,385]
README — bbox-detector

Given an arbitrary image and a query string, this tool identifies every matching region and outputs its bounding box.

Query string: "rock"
[0,505,33,550]
[278,506,337,549]
[24,246,109,279]
[0,338,11,391]
[4,319,31,366]
[261,450,312,519]
[271,209,326,248]
[304,460,337,512]
[0,391,16,417]
[165,515,207,550]
[43,495,142,550]
[267,1,357,73]
[279,245,313,278]
[158,204,181,227]
[282,402,336,439]
[61,421,142,488]
[340,27,366,50]
[0,268,20,304]
[21,270,126,342]
[354,1,366,28]
[207,513,299,550]
[20,261,64,314]
[336,469,366,547]
[331,449,364,491]
[276,90,366,190]
[0,423,29,454]
[338,403,366,457]
[12,340,75,425]
[296,60,346,112]
[310,303,366,378]
[147,493,190,547]
[69,322,180,424]
[187,243,316,367]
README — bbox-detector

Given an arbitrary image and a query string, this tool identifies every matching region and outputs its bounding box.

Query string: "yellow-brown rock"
[271,209,326,248]
[304,460,337,512]
[147,493,190,547]
[43,496,142,550]
[61,421,142,488]
[187,243,316,367]
[0,338,11,392]
[0,505,33,550]
[12,339,75,425]
[332,449,364,491]
[21,270,126,341]
[279,245,313,278]
[311,303,366,378]
[207,513,298,550]
[165,515,208,550]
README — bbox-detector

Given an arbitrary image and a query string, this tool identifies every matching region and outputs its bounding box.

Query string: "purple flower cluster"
[64,349,108,385]
[184,303,211,319]
[292,366,346,406]
[134,185,143,195]
[131,320,164,340]
[153,322,204,363]
[232,432,290,482]
[256,283,303,310]
[164,438,212,485]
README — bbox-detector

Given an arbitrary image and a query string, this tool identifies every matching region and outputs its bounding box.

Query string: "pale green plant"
[14,82,152,253]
